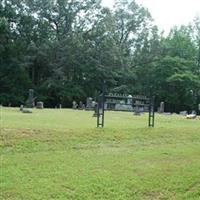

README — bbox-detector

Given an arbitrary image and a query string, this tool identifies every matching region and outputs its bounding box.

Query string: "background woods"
[0,0,200,111]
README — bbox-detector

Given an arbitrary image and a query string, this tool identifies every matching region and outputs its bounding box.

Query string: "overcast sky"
[102,0,200,33]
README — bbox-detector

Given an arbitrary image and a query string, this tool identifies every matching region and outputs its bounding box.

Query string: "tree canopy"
[0,0,200,112]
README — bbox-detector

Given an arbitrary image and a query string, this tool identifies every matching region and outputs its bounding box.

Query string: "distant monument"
[19,105,24,111]
[79,101,83,110]
[72,101,78,109]
[127,95,133,105]
[179,111,188,116]
[26,89,35,108]
[160,102,165,113]
[86,97,93,110]
[133,100,141,115]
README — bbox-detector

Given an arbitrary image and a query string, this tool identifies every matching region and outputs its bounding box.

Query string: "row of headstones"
[179,110,197,116]
[72,101,86,110]
[72,97,97,110]
[82,97,150,115]
[74,97,134,111]
[158,102,200,117]
[20,102,44,113]
[20,89,44,113]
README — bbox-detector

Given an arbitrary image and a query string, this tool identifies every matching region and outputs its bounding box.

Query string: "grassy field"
[1,108,200,200]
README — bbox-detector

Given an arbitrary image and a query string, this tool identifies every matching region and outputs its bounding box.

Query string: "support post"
[97,93,105,128]
[97,82,105,128]
[148,96,155,127]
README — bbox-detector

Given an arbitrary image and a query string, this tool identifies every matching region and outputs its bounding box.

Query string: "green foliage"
[0,0,200,111]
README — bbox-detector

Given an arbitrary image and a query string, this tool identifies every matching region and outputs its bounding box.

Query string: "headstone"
[127,95,133,105]
[36,102,44,109]
[26,89,35,108]
[92,101,96,108]
[86,97,93,110]
[93,103,98,117]
[180,111,188,116]
[186,114,196,119]
[79,101,83,110]
[22,108,33,113]
[134,100,141,115]
[191,110,196,115]
[20,105,24,112]
[82,104,86,110]
[134,106,140,115]
[115,104,133,111]
[163,112,172,116]
[72,101,77,109]
[160,102,165,113]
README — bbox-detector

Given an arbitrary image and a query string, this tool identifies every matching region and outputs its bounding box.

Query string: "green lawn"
[1,108,200,200]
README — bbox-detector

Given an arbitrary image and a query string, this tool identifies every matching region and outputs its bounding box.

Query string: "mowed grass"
[1,108,200,200]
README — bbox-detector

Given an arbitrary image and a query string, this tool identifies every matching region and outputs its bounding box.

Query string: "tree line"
[0,0,200,112]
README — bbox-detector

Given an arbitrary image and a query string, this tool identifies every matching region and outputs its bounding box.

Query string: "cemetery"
[1,88,200,200]
[1,0,200,199]
[1,91,200,199]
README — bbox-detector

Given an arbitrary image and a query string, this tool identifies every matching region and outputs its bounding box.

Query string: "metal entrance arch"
[96,93,155,128]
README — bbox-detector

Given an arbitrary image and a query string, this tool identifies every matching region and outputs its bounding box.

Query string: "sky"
[102,0,200,34]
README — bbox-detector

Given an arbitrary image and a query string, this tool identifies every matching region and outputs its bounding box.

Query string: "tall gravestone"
[27,89,35,108]
[72,101,77,109]
[127,95,133,105]
[134,100,141,115]
[79,101,83,110]
[160,102,165,113]
[86,97,93,110]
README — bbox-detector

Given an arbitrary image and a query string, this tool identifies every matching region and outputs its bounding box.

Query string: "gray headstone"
[133,100,141,115]
[180,111,188,116]
[186,114,197,119]
[36,102,44,109]
[86,97,93,110]
[20,105,24,112]
[134,106,140,115]
[79,101,83,110]
[127,95,133,105]
[26,89,35,108]
[92,101,96,108]
[163,112,172,116]
[22,108,33,113]
[82,104,86,109]
[191,110,196,115]
[72,101,77,109]
[160,102,165,113]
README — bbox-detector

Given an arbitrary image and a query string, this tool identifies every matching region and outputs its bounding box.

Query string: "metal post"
[97,97,100,127]
[102,92,105,127]
[148,96,155,127]
[97,81,105,128]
